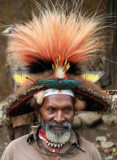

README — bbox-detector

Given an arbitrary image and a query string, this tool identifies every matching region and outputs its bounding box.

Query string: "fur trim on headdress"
[75,98,86,111]
[34,91,45,105]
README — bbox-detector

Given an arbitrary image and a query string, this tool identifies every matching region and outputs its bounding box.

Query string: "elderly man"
[1,4,110,160]
[1,89,101,160]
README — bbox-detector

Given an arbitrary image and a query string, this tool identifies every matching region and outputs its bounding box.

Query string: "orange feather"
[7,10,103,66]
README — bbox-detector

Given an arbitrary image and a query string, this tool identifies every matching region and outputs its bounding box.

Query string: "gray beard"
[41,120,72,144]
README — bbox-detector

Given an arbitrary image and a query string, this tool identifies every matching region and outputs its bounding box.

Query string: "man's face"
[40,94,74,143]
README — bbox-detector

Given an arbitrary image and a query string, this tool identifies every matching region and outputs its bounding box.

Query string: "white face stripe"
[44,89,74,98]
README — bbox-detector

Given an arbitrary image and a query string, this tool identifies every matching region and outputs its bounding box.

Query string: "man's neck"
[38,128,66,154]
[39,139,64,155]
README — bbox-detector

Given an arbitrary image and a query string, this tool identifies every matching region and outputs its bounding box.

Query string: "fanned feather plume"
[7,9,103,73]
[4,5,111,117]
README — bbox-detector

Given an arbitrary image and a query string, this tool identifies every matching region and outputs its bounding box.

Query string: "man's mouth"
[53,126,64,130]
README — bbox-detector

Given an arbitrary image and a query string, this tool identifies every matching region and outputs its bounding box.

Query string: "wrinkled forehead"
[33,89,75,107]
[43,94,75,107]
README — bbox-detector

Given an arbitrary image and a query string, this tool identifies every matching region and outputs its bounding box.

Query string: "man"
[1,4,110,160]
[1,89,101,160]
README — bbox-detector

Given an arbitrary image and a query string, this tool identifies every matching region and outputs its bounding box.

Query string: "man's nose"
[54,111,65,123]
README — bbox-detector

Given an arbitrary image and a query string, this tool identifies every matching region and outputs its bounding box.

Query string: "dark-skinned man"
[1,89,102,160]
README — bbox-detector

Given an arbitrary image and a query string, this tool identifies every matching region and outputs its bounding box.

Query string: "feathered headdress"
[4,8,110,117]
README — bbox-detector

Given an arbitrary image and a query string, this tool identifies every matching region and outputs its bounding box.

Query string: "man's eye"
[64,107,73,112]
[48,107,56,112]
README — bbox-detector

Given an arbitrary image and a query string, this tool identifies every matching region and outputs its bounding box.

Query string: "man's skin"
[37,94,75,154]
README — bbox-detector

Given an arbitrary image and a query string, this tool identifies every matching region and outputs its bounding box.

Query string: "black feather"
[67,63,82,75]
[26,59,82,75]
[27,59,53,73]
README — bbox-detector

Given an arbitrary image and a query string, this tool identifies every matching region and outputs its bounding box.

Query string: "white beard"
[43,120,72,143]
[46,129,71,143]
